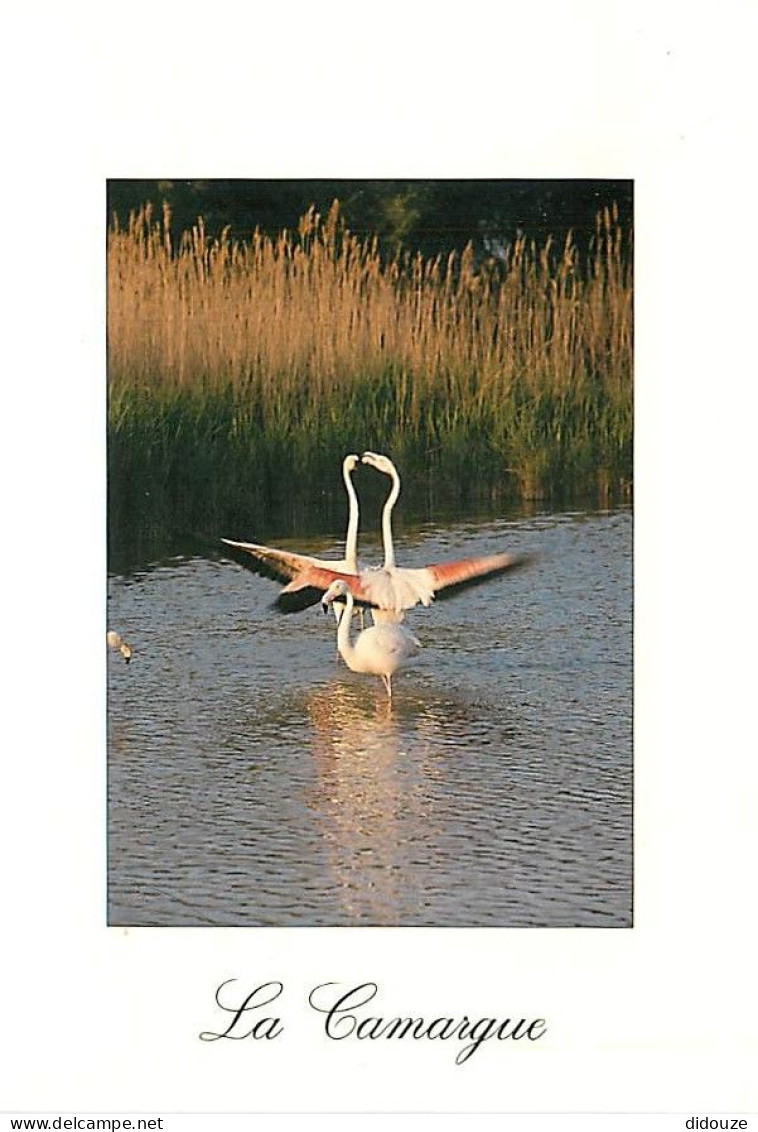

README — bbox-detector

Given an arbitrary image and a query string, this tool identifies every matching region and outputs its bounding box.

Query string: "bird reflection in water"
[305,680,444,924]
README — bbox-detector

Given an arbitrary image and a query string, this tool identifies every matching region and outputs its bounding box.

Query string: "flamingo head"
[343,453,360,473]
[321,578,350,612]
[361,451,397,477]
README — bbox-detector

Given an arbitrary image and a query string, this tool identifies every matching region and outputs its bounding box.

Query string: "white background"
[1,0,756,1117]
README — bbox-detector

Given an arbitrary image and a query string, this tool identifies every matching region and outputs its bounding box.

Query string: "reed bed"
[108,201,632,549]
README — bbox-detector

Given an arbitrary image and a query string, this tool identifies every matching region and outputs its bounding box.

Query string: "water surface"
[107,506,632,927]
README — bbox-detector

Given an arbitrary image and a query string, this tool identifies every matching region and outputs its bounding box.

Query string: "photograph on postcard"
[106,179,633,928]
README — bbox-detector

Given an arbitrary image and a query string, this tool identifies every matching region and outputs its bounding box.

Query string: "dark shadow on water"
[109,482,631,576]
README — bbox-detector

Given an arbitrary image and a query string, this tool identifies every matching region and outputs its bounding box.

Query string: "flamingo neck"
[381,469,400,569]
[336,591,356,664]
[343,464,359,572]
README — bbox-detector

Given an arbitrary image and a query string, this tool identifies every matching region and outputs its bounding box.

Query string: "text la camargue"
[198,980,548,1066]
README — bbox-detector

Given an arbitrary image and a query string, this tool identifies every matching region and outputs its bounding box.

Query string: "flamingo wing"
[425,551,533,600]
[222,538,531,612]
[221,538,319,585]
[277,567,380,614]
[356,552,533,613]
[221,538,375,613]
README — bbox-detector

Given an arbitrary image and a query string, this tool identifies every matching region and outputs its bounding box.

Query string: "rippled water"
[107,507,632,927]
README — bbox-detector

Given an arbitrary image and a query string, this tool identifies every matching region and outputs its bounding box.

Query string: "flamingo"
[357,449,404,624]
[224,454,531,615]
[107,630,132,664]
[361,451,401,570]
[352,450,531,617]
[321,579,420,698]
[222,453,362,620]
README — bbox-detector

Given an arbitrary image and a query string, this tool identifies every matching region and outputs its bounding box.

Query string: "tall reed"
[108,201,632,550]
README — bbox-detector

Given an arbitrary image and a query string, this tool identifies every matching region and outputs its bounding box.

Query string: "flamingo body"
[322,580,420,697]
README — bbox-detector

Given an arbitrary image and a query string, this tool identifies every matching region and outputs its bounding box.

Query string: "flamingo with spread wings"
[222,453,362,621]
[222,452,531,614]
[354,449,530,617]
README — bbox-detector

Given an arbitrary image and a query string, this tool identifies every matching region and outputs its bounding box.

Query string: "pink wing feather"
[425,551,529,596]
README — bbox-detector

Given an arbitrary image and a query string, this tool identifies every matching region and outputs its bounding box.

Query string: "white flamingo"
[360,449,429,622]
[222,453,362,619]
[106,630,132,664]
[353,450,530,617]
[224,454,530,615]
[358,450,404,624]
[321,579,420,698]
